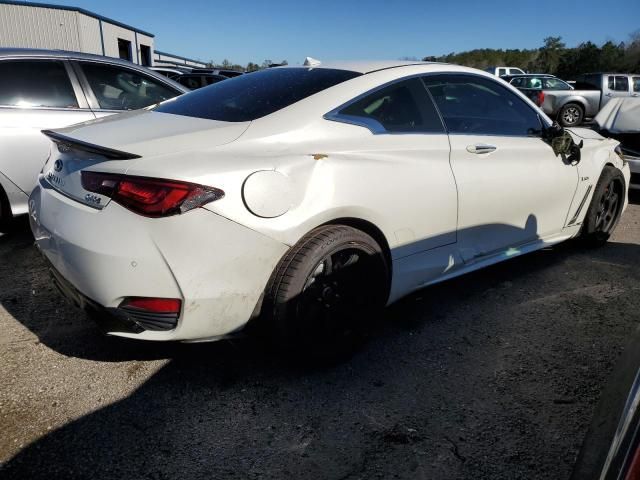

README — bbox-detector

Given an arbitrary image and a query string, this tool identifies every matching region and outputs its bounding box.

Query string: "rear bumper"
[29,179,289,341]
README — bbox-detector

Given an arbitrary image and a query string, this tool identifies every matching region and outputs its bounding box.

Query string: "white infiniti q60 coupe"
[29,60,630,352]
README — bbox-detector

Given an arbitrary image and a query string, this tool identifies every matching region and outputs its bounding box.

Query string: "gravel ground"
[1,193,640,480]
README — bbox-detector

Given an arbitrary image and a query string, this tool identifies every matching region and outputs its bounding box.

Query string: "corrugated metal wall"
[0,4,155,65]
[0,4,81,51]
[76,14,102,56]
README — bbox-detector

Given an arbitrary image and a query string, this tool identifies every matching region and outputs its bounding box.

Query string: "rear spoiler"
[41,130,141,160]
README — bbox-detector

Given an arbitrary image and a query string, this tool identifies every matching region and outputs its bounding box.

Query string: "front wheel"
[580,166,625,246]
[263,225,389,360]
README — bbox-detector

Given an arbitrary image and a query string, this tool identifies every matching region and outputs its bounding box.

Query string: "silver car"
[0,48,187,225]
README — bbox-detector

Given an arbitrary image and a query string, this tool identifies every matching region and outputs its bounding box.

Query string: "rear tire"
[558,103,584,127]
[263,225,389,361]
[580,166,625,247]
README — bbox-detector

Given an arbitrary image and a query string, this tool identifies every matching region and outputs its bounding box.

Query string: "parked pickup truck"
[504,72,640,127]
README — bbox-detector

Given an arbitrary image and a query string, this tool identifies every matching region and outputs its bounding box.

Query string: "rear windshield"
[154,67,361,122]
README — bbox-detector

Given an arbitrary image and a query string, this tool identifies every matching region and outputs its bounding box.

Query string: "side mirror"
[544,122,583,165]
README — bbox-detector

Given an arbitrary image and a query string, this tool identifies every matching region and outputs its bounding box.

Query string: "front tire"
[580,166,625,246]
[558,103,584,127]
[263,225,389,360]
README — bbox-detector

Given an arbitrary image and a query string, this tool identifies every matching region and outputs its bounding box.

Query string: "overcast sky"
[43,0,640,65]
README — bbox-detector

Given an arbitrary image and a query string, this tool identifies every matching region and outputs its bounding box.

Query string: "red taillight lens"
[81,171,224,217]
[626,443,640,480]
[120,297,182,314]
[537,91,545,106]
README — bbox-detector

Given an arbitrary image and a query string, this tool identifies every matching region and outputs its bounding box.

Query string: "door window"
[423,74,543,136]
[0,60,78,108]
[79,62,182,110]
[523,77,544,89]
[509,68,524,75]
[338,77,444,133]
[632,77,640,92]
[608,76,630,92]
[543,78,572,90]
[498,68,507,76]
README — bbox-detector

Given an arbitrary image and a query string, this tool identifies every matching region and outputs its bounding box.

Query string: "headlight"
[614,145,626,165]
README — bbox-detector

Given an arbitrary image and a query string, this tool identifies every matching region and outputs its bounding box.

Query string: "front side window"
[633,77,640,92]
[423,74,543,136]
[543,78,572,90]
[155,68,361,122]
[510,78,524,88]
[614,76,629,92]
[0,60,78,108]
[609,76,630,92]
[80,62,182,110]
[337,78,444,133]
[509,68,525,75]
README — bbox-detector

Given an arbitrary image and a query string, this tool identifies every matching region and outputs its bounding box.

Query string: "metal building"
[154,50,207,69]
[0,0,206,68]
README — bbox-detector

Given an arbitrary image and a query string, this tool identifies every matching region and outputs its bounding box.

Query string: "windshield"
[154,67,361,122]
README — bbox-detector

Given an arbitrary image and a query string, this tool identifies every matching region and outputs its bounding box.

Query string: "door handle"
[632,93,639,97]
[467,144,497,154]
[605,92,613,97]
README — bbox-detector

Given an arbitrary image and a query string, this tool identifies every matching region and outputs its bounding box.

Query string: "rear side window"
[155,68,361,122]
[423,74,543,136]
[509,68,524,75]
[177,75,204,90]
[510,78,524,87]
[498,68,507,76]
[543,78,571,90]
[0,60,78,108]
[80,62,182,110]
[523,77,544,89]
[337,78,444,133]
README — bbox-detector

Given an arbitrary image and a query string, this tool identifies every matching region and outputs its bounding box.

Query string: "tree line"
[423,33,640,79]
[205,59,288,72]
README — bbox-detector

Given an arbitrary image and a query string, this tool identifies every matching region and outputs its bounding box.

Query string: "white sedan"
[29,60,630,354]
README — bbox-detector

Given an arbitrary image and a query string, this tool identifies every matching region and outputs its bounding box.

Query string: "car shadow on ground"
[2,212,640,478]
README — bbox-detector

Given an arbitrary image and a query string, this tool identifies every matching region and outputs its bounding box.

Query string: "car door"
[72,61,185,118]
[423,73,579,262]
[0,58,95,197]
[326,76,458,258]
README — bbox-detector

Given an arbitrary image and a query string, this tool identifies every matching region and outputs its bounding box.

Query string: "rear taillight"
[81,171,224,217]
[537,91,545,106]
[626,443,640,480]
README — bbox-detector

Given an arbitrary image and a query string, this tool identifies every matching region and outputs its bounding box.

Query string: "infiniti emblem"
[54,159,63,172]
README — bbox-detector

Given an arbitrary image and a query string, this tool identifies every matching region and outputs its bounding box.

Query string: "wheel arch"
[319,216,393,287]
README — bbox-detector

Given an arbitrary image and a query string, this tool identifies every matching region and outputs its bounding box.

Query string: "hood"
[594,97,640,134]
[52,109,251,157]
[565,127,605,141]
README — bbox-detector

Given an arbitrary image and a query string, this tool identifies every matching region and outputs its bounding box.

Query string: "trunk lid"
[40,110,250,209]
